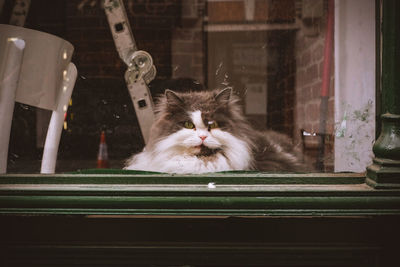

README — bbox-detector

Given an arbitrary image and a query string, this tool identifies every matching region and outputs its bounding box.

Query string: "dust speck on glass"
[2,0,375,173]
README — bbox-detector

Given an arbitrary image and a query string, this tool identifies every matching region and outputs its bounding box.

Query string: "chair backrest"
[0,24,76,174]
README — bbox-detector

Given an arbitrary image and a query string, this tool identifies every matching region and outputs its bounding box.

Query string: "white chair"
[0,24,77,174]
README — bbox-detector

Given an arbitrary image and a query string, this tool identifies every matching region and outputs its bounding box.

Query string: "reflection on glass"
[2,0,375,173]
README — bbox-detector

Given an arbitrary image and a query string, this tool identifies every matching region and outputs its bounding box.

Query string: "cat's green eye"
[184,121,195,129]
[208,121,219,130]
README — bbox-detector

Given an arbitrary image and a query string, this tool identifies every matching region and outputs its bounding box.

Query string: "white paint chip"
[207,182,216,189]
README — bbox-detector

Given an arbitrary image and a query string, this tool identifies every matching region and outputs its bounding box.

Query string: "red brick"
[296,69,306,87]
[134,29,171,41]
[301,50,311,67]
[174,41,198,54]
[265,0,296,22]
[173,29,194,41]
[254,0,269,21]
[305,63,319,86]
[296,105,306,124]
[193,55,204,66]
[84,29,112,41]
[318,60,324,79]
[296,35,307,53]
[311,82,322,99]
[193,31,204,41]
[208,2,244,22]
[67,17,102,29]
[306,101,320,123]
[312,43,324,62]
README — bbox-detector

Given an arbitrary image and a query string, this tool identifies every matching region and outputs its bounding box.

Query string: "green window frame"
[0,1,400,266]
[0,0,399,218]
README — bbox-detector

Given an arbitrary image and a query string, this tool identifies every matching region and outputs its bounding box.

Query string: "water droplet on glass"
[221,73,229,86]
[215,62,223,76]
[19,104,29,110]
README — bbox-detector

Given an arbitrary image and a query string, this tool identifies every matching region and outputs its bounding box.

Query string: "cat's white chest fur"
[127,152,232,174]
[124,110,252,174]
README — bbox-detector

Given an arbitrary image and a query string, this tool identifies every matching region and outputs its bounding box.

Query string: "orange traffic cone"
[97,131,109,168]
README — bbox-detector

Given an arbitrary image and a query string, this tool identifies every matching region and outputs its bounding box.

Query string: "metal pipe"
[316,0,334,171]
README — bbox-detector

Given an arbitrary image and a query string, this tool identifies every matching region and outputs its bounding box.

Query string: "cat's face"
[165,110,222,156]
[152,88,242,157]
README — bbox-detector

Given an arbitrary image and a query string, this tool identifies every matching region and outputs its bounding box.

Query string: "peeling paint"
[335,100,375,171]
[335,110,347,138]
[207,182,216,189]
[335,100,373,138]
[353,100,373,122]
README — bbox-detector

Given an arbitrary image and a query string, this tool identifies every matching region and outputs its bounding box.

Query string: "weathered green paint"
[0,171,366,184]
[367,0,400,188]
[373,114,400,159]
[375,0,382,137]
[0,174,399,216]
[381,0,400,115]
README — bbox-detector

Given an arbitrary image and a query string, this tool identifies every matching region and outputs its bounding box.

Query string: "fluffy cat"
[124,88,308,173]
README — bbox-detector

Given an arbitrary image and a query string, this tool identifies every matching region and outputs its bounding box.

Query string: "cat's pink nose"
[199,135,207,141]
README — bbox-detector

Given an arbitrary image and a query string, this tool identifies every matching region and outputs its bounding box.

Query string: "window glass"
[0,0,375,174]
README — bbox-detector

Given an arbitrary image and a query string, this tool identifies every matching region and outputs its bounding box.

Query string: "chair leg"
[0,38,25,174]
[40,63,77,174]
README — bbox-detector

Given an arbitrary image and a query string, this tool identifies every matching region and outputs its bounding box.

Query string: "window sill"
[1,171,399,217]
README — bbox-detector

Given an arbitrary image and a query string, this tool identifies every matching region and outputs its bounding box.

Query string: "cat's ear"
[165,89,184,107]
[215,87,232,105]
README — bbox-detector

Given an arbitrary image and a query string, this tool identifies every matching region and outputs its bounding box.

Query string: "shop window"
[1,0,376,175]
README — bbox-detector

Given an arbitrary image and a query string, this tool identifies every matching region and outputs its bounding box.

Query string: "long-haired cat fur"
[124,88,308,173]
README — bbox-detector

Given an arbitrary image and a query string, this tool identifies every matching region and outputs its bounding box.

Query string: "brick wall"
[264,0,334,171]
[171,0,205,84]
[66,0,180,80]
[43,1,168,161]
[267,31,296,137]
[63,0,181,161]
[293,0,334,171]
[207,0,295,23]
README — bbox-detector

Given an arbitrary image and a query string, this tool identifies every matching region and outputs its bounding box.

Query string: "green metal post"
[366,0,400,188]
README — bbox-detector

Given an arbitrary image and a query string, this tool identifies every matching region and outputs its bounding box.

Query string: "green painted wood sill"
[1,171,399,217]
